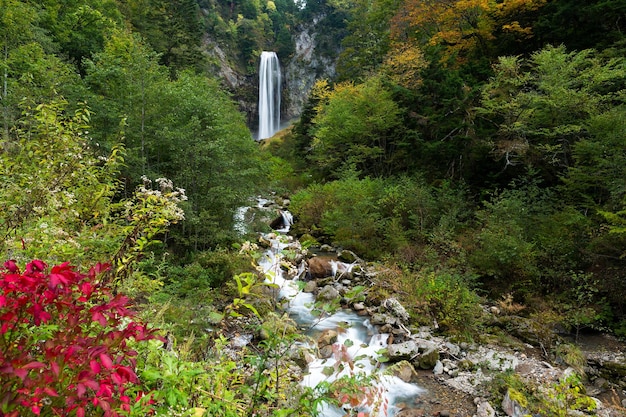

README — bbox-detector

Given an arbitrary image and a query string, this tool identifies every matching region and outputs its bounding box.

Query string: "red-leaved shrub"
[0,260,158,416]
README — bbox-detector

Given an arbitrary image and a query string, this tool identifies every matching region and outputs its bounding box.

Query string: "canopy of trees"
[282,0,626,338]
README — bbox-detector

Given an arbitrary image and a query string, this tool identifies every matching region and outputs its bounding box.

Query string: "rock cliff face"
[202,36,257,126]
[202,14,339,133]
[283,16,338,121]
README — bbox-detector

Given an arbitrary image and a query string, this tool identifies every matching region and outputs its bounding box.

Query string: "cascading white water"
[256,203,425,416]
[258,51,281,140]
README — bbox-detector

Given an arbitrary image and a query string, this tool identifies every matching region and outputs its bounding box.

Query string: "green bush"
[409,270,482,336]
[161,250,252,299]
[291,176,470,261]
[470,188,539,284]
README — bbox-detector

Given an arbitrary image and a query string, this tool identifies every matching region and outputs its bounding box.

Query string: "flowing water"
[258,52,281,140]
[255,204,425,416]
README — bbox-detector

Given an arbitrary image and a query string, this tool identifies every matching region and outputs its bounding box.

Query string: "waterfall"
[258,51,281,140]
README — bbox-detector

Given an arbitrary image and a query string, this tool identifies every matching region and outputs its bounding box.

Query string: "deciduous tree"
[310,77,402,178]
[391,0,547,64]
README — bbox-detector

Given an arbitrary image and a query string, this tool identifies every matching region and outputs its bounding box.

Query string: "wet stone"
[317,329,338,346]
[319,345,334,359]
[317,285,340,301]
[385,360,419,383]
[303,280,317,293]
[388,340,420,360]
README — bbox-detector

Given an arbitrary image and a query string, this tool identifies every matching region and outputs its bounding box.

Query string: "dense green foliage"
[276,0,626,339]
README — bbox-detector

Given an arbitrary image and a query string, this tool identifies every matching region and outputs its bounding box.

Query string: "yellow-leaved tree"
[391,0,547,64]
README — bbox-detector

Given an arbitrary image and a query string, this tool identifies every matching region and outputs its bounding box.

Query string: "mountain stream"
[255,204,425,416]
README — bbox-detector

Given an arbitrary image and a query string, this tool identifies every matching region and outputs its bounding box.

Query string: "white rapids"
[256,204,425,416]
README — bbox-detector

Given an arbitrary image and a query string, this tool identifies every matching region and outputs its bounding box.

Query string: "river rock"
[382,297,410,323]
[417,345,440,370]
[320,244,335,252]
[385,360,419,383]
[476,399,496,417]
[388,340,419,360]
[353,302,366,311]
[319,345,334,359]
[318,329,338,347]
[318,285,340,301]
[230,334,253,348]
[465,346,518,372]
[337,249,359,263]
[501,389,530,417]
[396,409,424,417]
[370,313,397,326]
[289,345,318,369]
[433,360,444,375]
[445,342,461,357]
[258,234,273,248]
[593,377,609,389]
[458,359,475,371]
[308,256,334,278]
[303,280,317,293]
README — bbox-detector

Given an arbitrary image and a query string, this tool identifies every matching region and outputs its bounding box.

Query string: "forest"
[1,0,626,416]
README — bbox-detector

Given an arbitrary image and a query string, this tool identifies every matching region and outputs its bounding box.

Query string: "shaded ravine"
[256,204,425,417]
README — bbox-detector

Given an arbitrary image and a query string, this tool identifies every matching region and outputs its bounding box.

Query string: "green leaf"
[322,366,335,377]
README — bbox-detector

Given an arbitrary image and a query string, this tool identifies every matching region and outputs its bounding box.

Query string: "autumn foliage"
[391,0,547,63]
[0,260,158,416]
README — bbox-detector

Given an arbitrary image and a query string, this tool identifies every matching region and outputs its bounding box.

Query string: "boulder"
[318,285,340,301]
[299,234,320,247]
[337,249,359,263]
[318,329,338,347]
[388,340,420,360]
[382,298,410,323]
[308,257,334,278]
[385,360,419,383]
[417,345,440,370]
[501,389,530,417]
[269,215,286,230]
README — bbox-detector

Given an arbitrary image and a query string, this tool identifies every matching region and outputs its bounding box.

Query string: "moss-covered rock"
[385,360,419,383]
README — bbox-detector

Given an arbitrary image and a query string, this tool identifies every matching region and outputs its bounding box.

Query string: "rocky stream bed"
[229,199,626,417]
